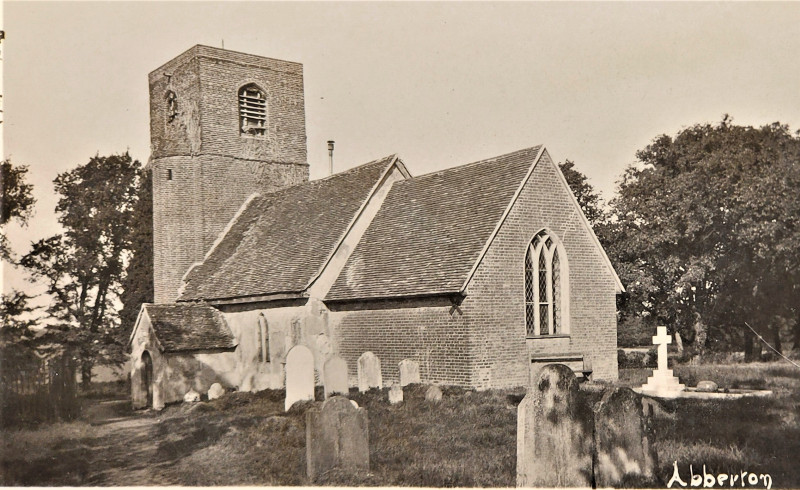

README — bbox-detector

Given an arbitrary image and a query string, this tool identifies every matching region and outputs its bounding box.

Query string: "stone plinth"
[639,326,685,398]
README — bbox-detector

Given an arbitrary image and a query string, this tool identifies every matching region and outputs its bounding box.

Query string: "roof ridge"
[312,153,398,183]
[404,145,542,181]
[253,154,398,201]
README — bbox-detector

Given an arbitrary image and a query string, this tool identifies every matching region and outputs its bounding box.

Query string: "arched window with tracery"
[238,84,267,136]
[525,230,569,337]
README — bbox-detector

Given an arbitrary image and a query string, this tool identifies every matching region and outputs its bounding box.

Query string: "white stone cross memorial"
[639,326,685,398]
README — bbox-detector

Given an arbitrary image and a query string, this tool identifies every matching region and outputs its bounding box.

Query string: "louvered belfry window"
[239,85,267,136]
[525,231,565,337]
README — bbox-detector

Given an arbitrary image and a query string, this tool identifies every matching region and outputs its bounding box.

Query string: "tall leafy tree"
[606,118,800,359]
[559,159,607,229]
[21,153,144,384]
[1,159,36,260]
[119,166,153,345]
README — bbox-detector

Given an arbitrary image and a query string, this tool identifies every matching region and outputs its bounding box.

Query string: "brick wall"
[329,299,473,387]
[150,46,310,302]
[464,150,619,388]
[329,150,618,389]
[149,45,307,163]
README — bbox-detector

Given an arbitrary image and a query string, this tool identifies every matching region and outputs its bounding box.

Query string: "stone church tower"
[149,46,309,302]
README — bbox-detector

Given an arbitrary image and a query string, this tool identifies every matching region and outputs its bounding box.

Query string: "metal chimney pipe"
[327,140,335,176]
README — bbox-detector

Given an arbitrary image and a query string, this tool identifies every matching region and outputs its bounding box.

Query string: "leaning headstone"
[398,359,421,386]
[388,382,403,405]
[696,380,719,392]
[183,389,200,403]
[207,383,225,401]
[285,345,315,411]
[357,352,382,392]
[324,356,349,399]
[593,387,658,487]
[517,364,594,488]
[306,396,369,481]
[639,326,685,398]
[425,385,443,404]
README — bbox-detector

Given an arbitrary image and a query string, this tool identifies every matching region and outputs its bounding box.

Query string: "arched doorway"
[141,351,153,408]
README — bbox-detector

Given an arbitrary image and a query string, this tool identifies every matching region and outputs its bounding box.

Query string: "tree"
[559,160,607,229]
[118,166,153,345]
[1,159,36,260]
[21,153,144,385]
[0,290,38,346]
[606,117,800,359]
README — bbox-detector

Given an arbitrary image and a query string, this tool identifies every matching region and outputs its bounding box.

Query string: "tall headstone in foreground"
[357,352,382,392]
[306,396,369,481]
[285,345,315,411]
[594,387,659,487]
[639,326,685,398]
[323,356,349,399]
[398,359,421,386]
[517,364,594,488]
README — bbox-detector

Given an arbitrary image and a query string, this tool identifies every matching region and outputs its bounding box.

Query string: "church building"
[128,45,623,409]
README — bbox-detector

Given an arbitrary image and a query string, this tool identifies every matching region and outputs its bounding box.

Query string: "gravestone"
[593,387,658,487]
[639,326,685,398]
[324,356,349,399]
[306,396,369,481]
[398,359,421,386]
[207,383,225,401]
[696,380,719,392]
[357,352,382,392]
[517,364,594,488]
[285,345,315,411]
[184,389,200,403]
[388,381,403,404]
[425,385,443,403]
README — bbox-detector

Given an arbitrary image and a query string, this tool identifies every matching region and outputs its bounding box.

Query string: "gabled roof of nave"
[326,146,544,301]
[179,145,621,304]
[179,155,400,302]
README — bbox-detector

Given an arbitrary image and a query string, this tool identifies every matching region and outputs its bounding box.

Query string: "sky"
[2,1,800,298]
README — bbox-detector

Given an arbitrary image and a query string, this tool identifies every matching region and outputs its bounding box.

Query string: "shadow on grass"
[654,394,800,486]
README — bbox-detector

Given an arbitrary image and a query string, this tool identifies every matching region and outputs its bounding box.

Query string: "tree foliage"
[118,166,153,345]
[606,118,800,358]
[559,159,607,228]
[20,153,145,384]
[1,159,36,260]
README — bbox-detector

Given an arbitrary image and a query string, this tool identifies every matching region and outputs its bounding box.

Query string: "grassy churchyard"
[1,361,799,487]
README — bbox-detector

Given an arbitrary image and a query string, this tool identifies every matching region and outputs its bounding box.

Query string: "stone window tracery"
[525,230,569,337]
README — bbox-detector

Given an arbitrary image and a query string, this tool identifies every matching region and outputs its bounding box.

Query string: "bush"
[617,348,657,369]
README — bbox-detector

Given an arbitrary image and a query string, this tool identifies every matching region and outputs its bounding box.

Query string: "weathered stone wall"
[218,298,336,390]
[149,46,310,302]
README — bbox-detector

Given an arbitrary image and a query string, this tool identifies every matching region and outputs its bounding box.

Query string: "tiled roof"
[179,155,398,301]
[145,304,236,352]
[326,146,542,301]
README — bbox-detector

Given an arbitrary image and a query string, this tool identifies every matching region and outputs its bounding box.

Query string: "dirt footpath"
[1,398,181,486]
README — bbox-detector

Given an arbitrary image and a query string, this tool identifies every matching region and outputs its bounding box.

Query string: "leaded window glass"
[524,231,566,337]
